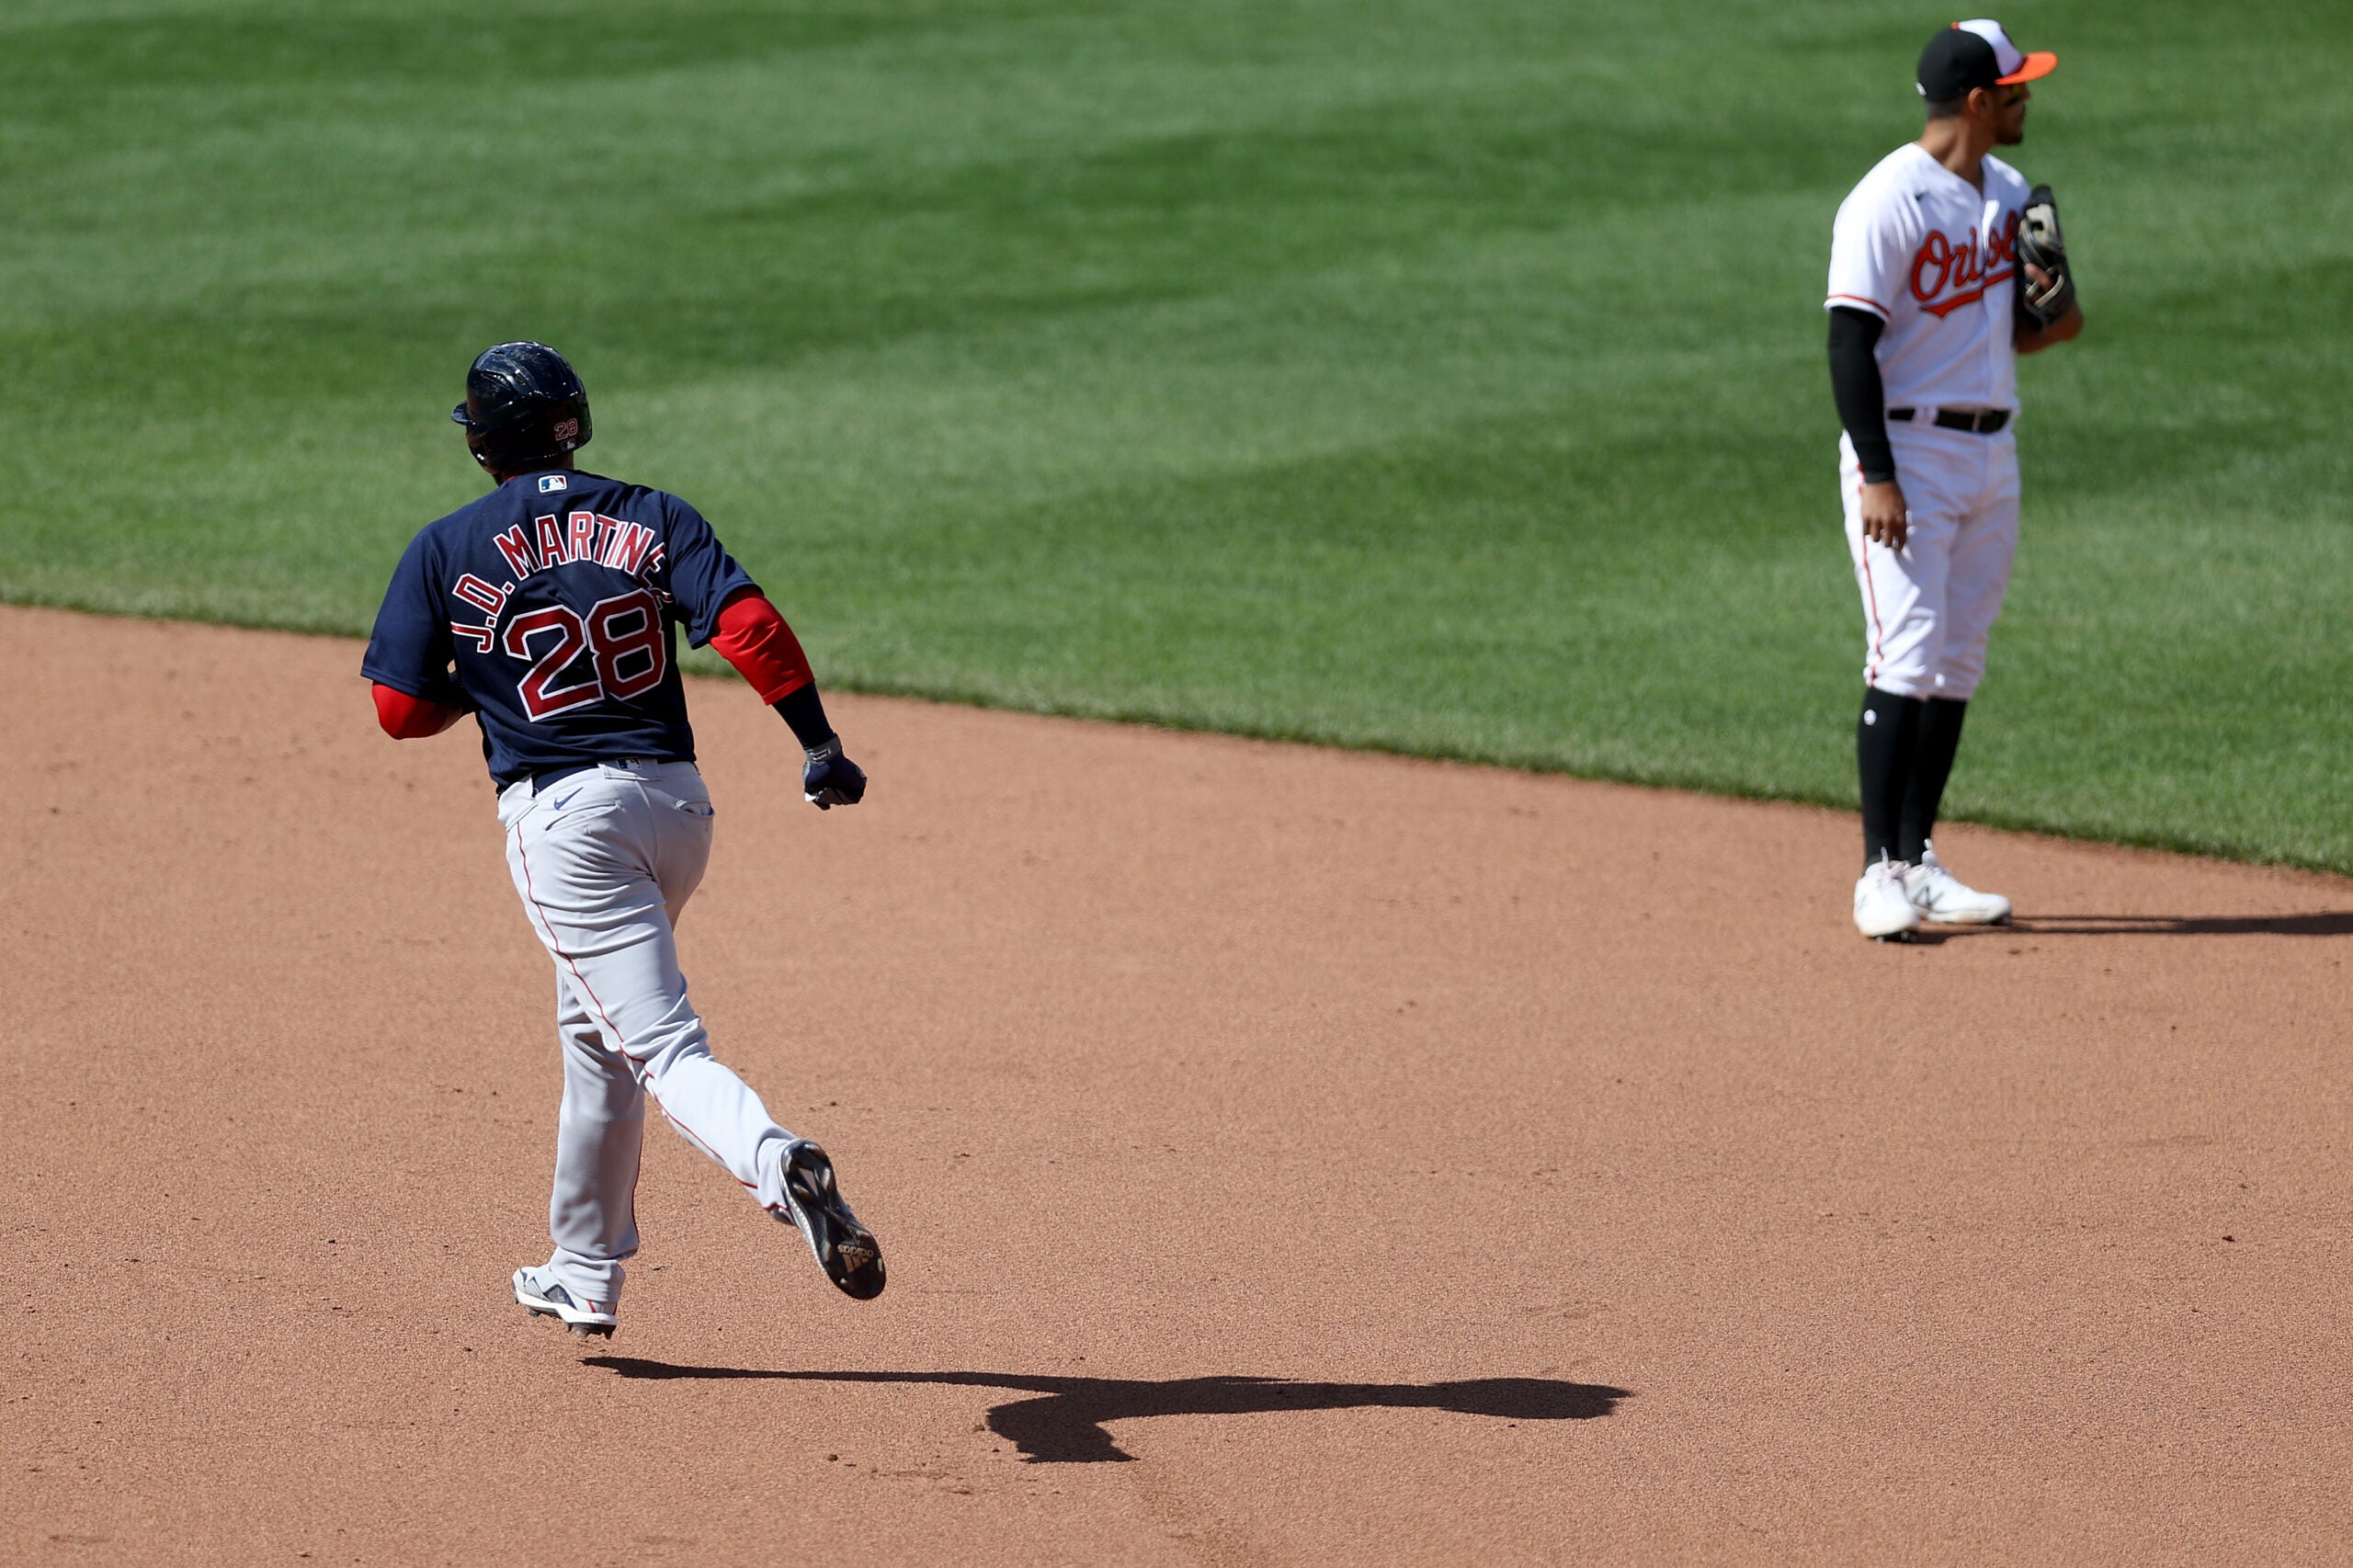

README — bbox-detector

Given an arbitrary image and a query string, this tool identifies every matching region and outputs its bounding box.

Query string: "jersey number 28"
[501,588,666,721]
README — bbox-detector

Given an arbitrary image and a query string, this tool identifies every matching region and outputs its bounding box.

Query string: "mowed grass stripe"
[4,0,2349,867]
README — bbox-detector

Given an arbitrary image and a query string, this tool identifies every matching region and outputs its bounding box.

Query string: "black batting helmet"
[450,341,593,472]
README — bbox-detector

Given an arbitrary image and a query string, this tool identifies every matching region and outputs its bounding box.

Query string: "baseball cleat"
[512,1265,618,1338]
[778,1140,886,1301]
[1906,842,2012,926]
[1854,856,1923,940]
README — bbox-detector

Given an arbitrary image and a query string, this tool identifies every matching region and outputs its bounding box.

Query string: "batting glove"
[803,736,867,810]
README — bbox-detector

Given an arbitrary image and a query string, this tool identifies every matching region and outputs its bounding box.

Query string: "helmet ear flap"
[463,423,502,473]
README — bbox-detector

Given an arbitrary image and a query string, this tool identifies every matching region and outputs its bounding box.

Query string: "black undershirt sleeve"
[1827,306,1896,484]
[771,682,837,752]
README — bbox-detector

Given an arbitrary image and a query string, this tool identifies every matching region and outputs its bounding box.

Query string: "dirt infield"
[4,604,2348,1565]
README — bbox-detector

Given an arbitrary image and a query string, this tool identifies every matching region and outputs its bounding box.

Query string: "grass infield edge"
[19,588,2344,883]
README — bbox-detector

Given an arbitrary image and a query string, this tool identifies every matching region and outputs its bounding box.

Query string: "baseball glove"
[2015,184,2075,329]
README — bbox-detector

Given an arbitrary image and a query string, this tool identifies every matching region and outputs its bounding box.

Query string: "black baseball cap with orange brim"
[1917,19,2057,99]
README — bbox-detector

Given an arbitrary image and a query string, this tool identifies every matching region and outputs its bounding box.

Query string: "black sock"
[1858,687,1924,869]
[1899,698,1968,863]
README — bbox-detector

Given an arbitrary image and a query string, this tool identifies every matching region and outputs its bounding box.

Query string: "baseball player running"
[363,342,884,1336]
[1827,20,2084,939]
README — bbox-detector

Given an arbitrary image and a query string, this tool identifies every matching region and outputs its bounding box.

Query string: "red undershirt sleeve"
[372,683,465,739]
[710,588,815,705]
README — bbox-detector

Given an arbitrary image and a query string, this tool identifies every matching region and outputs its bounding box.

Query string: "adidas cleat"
[779,1141,886,1301]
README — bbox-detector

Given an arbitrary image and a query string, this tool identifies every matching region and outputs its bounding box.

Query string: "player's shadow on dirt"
[2002,911,2353,938]
[581,1359,1629,1462]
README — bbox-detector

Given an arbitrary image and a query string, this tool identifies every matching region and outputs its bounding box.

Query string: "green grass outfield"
[4,0,2348,868]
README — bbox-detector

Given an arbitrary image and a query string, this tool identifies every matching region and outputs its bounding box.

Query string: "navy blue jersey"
[363,468,756,787]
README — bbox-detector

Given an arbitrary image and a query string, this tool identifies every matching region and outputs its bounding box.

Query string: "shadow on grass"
[581,1360,1631,1462]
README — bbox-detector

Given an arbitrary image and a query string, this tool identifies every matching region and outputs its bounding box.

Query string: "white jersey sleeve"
[1825,159,1923,324]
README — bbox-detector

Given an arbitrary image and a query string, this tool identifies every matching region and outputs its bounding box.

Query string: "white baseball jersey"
[1826,143,2030,413]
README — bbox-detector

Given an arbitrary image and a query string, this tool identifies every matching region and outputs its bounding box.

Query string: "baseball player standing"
[363,342,884,1336]
[1827,20,2084,939]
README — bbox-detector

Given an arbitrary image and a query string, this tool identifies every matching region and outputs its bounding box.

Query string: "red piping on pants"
[511,818,760,1199]
[1857,479,1888,687]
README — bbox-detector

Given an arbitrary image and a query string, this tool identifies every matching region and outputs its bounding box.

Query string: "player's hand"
[2015,266,2084,353]
[802,736,867,810]
[1859,480,1909,551]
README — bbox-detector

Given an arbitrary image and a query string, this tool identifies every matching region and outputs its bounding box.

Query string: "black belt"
[1887,407,2009,434]
[514,756,681,795]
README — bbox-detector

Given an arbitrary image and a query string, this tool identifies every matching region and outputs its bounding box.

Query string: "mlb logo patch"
[539,474,568,494]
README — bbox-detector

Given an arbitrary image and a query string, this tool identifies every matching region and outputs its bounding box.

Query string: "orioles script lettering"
[1910,212,2020,318]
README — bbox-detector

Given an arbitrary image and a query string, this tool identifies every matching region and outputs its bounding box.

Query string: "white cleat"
[512,1265,618,1338]
[1854,856,1923,940]
[1905,842,2012,926]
